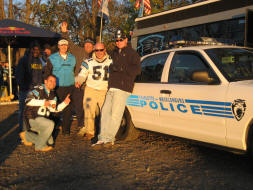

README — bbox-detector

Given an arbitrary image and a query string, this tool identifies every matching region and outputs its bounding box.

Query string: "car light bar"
[169,40,225,46]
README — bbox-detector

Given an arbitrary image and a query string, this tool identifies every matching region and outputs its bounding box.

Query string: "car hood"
[227,80,253,101]
[229,80,253,88]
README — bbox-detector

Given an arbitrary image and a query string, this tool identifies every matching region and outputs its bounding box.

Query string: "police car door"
[159,50,229,146]
[127,52,171,131]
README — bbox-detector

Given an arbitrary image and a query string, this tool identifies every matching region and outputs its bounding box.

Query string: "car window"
[136,53,170,83]
[205,48,253,82]
[168,51,219,84]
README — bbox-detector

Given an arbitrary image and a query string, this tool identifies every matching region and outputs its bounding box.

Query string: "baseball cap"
[44,43,51,50]
[115,28,127,40]
[29,40,40,49]
[58,39,68,45]
[84,37,95,45]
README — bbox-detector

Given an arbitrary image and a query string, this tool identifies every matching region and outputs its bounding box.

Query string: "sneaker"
[92,140,104,147]
[19,132,33,146]
[35,146,53,152]
[91,136,98,144]
[94,140,104,145]
[77,127,86,136]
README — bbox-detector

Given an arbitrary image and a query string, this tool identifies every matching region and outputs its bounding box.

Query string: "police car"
[117,45,253,156]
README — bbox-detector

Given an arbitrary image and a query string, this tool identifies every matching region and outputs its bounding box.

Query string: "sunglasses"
[95,49,104,52]
[116,39,124,42]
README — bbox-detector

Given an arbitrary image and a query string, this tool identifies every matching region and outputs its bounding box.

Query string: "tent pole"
[99,11,104,42]
[99,0,104,42]
[8,44,13,98]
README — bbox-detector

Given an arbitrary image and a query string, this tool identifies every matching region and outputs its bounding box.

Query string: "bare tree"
[25,0,31,23]
[0,0,5,19]
[8,0,13,19]
[78,0,99,40]
[25,0,41,24]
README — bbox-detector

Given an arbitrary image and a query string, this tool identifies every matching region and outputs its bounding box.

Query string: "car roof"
[141,45,247,58]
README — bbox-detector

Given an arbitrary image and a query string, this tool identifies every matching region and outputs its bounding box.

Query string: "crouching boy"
[19,74,71,151]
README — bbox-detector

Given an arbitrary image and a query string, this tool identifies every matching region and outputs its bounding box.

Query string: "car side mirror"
[191,71,217,84]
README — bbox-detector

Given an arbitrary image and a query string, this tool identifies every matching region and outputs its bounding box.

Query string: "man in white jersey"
[75,42,112,140]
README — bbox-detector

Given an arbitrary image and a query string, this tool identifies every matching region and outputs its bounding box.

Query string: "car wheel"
[247,125,253,159]
[248,140,253,159]
[116,108,140,141]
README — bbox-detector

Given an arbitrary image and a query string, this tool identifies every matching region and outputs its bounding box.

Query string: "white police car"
[117,45,253,156]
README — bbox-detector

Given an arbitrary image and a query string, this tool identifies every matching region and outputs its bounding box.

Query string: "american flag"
[98,0,111,7]
[135,0,151,15]
[98,0,110,17]
[98,0,102,7]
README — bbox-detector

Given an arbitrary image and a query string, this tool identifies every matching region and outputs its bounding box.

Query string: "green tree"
[37,0,138,49]
[38,0,100,45]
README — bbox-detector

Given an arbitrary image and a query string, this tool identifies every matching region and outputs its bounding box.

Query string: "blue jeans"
[18,90,28,132]
[25,117,54,150]
[98,89,129,143]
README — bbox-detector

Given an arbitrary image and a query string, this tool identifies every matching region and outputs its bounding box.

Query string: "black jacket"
[109,44,141,92]
[16,53,43,91]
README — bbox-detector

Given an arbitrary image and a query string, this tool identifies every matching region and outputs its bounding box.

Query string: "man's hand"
[61,21,68,33]
[75,82,81,88]
[44,100,50,107]
[64,94,71,104]
[112,64,120,72]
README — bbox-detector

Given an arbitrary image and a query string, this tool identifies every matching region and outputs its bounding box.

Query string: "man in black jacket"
[16,42,43,132]
[93,28,141,147]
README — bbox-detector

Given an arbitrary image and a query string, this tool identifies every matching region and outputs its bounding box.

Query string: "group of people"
[0,62,9,96]
[18,22,141,152]
[0,61,18,99]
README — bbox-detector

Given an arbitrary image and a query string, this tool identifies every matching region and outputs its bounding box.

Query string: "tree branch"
[31,0,41,24]
[25,0,31,23]
[8,0,13,19]
[83,0,92,24]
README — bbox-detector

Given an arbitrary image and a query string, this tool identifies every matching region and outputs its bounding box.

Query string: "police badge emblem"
[232,99,246,121]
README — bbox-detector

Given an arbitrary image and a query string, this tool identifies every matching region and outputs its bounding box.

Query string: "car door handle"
[160,90,172,94]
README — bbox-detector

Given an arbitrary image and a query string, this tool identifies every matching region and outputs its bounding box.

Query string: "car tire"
[247,125,253,159]
[116,108,140,141]
[248,140,253,159]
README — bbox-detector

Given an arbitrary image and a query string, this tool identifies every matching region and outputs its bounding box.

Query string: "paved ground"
[1,104,253,190]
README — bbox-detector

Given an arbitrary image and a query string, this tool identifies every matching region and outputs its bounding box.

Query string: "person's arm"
[62,32,82,54]
[110,51,121,72]
[125,50,141,78]
[61,22,82,55]
[47,94,71,112]
[43,58,53,78]
[75,61,89,85]
[47,101,68,112]
[16,57,25,86]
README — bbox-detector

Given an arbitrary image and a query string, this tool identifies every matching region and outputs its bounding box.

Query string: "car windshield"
[205,48,253,82]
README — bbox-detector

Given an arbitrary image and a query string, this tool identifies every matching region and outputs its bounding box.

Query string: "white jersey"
[75,54,112,90]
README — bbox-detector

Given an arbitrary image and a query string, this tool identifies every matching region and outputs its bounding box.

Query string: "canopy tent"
[0,19,61,101]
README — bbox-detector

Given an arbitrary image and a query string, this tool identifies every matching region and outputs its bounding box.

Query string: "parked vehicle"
[118,45,253,156]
